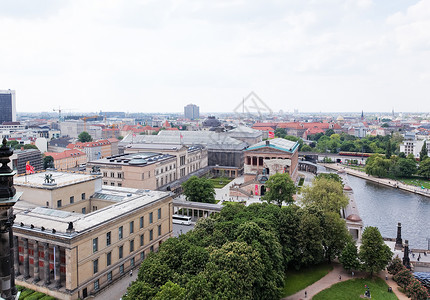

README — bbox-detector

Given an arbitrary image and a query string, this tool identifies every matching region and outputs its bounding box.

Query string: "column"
[9,221,17,296]
[33,241,39,282]
[23,238,30,279]
[54,245,61,288]
[44,243,50,285]
[13,236,19,277]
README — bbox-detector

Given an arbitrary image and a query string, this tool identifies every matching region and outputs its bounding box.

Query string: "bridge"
[299,152,369,164]
[172,199,223,220]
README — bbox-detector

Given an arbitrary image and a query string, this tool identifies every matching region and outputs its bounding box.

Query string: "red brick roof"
[45,149,86,160]
[252,126,275,131]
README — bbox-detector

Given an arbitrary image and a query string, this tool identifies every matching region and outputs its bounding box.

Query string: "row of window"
[156,163,176,175]
[156,173,177,188]
[56,193,86,208]
[103,181,122,187]
[92,251,150,292]
[93,209,162,253]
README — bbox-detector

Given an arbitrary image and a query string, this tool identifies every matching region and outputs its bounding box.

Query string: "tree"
[365,154,390,177]
[325,129,335,136]
[153,281,186,300]
[78,131,93,142]
[359,226,393,277]
[419,141,428,162]
[418,157,430,179]
[387,256,404,275]
[301,177,348,213]
[123,281,157,300]
[315,173,343,185]
[301,144,312,152]
[182,176,216,203]
[297,209,324,266]
[391,158,417,177]
[339,241,360,271]
[43,155,54,169]
[262,173,296,206]
[321,212,351,264]
[385,139,392,159]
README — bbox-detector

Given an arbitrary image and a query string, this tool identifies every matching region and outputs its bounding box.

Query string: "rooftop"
[246,138,300,153]
[89,152,175,166]
[14,171,99,189]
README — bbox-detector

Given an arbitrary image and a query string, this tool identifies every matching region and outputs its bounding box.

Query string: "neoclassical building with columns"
[13,171,173,300]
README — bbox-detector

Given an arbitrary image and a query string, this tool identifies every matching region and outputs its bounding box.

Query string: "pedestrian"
[339,275,342,281]
[130,269,133,277]
[352,271,354,278]
[385,275,388,280]
[304,291,307,298]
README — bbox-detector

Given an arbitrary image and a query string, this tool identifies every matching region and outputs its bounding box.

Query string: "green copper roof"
[245,138,299,153]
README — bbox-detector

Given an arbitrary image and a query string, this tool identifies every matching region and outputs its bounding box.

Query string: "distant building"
[44,149,87,170]
[400,138,430,159]
[184,104,200,120]
[9,148,43,175]
[13,171,173,300]
[0,89,16,124]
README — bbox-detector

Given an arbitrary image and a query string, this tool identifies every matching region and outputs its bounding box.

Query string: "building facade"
[44,149,87,170]
[184,104,200,120]
[13,171,173,300]
[0,89,16,124]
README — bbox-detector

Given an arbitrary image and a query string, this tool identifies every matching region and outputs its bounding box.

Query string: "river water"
[346,175,430,249]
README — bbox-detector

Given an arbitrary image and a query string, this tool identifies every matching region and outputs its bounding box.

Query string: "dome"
[337,115,345,121]
[346,214,362,222]
[203,116,221,127]
[343,185,353,191]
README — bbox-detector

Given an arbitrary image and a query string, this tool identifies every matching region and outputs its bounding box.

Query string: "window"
[103,181,107,185]
[119,264,124,274]
[131,257,135,267]
[93,238,98,253]
[180,155,185,166]
[158,208,161,219]
[118,183,122,187]
[119,245,123,259]
[140,251,145,261]
[46,201,49,207]
[118,173,122,178]
[180,168,185,177]
[149,229,153,241]
[70,196,74,204]
[107,271,112,282]
[107,252,111,266]
[110,182,115,186]
[81,193,85,200]
[93,259,98,274]
[158,225,162,236]
[94,279,99,291]
[57,200,62,208]
[140,216,143,229]
[130,239,134,252]
[140,234,144,246]
[106,232,111,246]
[130,221,134,234]
[119,226,123,240]
[149,212,153,224]
[82,207,86,214]
[150,245,154,252]
[103,172,107,177]
[110,172,115,178]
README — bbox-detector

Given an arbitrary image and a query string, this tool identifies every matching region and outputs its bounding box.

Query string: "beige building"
[87,144,208,192]
[44,149,87,171]
[13,171,173,300]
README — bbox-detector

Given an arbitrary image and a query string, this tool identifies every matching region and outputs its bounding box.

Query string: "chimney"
[266,140,270,146]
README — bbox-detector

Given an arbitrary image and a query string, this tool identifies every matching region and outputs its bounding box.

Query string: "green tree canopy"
[420,141,428,162]
[418,157,430,179]
[365,154,390,177]
[78,131,93,142]
[262,172,296,206]
[391,158,417,177]
[315,173,343,185]
[339,241,360,271]
[321,212,351,263]
[43,155,54,169]
[182,176,216,203]
[359,226,393,277]
[301,177,348,213]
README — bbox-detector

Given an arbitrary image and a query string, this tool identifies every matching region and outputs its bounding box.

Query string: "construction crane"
[80,115,99,132]
[53,107,63,122]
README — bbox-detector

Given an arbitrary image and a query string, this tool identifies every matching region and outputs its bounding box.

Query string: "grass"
[209,177,232,189]
[398,177,430,189]
[313,277,398,300]
[281,263,333,297]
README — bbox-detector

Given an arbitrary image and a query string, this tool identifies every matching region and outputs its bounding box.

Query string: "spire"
[361,110,364,120]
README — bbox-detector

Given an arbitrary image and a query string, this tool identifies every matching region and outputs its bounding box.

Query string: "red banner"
[268,131,274,139]
[255,184,259,196]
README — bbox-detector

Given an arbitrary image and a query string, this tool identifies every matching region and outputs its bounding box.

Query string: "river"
[346,174,430,249]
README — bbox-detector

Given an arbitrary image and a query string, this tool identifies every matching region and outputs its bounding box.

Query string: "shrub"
[25,292,46,300]
[39,296,57,300]
[17,286,26,292]
[393,268,413,288]
[387,256,403,275]
[405,278,430,300]
[18,289,34,300]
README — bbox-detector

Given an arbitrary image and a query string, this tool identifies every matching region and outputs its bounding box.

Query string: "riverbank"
[321,163,430,199]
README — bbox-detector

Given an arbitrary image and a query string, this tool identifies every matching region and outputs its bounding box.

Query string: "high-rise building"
[184,104,200,120]
[0,89,16,124]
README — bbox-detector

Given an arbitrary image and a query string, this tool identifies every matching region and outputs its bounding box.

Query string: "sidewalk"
[283,263,408,300]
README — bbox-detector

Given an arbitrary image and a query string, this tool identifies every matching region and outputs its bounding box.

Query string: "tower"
[0,90,16,124]
[361,110,364,121]
[0,138,21,299]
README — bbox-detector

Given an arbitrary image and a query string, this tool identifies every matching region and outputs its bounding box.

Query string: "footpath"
[321,163,430,199]
[283,263,408,300]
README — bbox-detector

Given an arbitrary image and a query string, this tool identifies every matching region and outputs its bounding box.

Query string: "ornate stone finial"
[2,137,7,148]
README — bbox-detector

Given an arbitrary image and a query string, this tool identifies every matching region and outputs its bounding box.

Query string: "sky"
[1,0,430,114]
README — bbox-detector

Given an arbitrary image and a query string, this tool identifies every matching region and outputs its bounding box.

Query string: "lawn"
[399,177,430,189]
[281,264,333,297]
[209,177,232,189]
[313,277,398,300]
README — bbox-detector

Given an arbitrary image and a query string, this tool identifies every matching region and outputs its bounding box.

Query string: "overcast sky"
[1,0,429,114]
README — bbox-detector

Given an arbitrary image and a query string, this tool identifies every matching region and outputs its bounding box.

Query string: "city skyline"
[1,0,430,113]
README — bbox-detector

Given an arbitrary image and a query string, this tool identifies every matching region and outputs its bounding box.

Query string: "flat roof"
[14,171,99,189]
[14,188,171,238]
[89,152,175,166]
[246,138,299,153]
